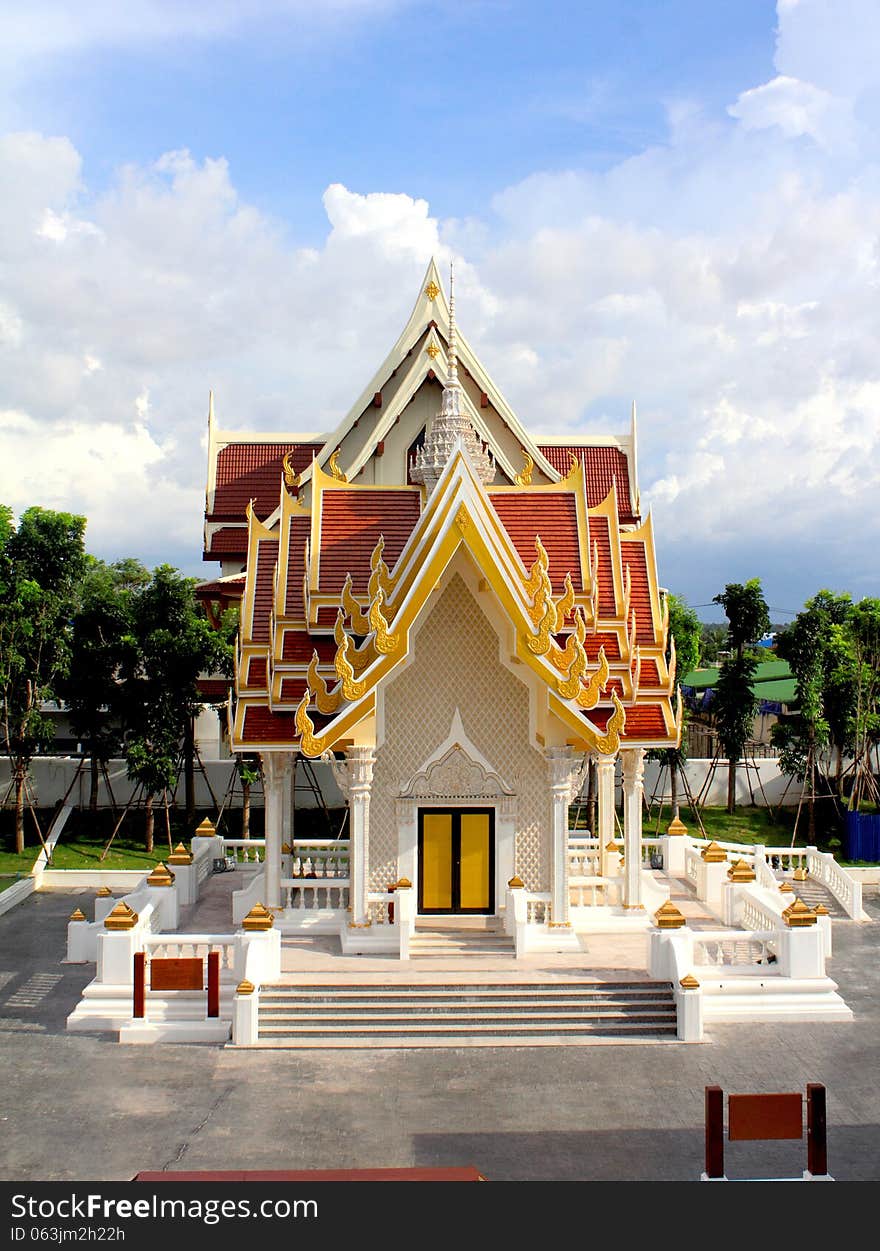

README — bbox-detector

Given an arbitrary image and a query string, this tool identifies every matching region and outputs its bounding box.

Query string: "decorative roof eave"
[587,479,624,622]
[238,501,280,647]
[272,482,312,640]
[288,258,560,492]
[291,449,646,756]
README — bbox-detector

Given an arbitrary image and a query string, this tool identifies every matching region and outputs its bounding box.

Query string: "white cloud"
[728,75,855,151]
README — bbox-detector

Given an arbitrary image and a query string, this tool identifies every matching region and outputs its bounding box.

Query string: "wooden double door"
[418,808,494,915]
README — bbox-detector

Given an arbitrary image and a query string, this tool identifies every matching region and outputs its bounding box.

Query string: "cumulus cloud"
[2,0,880,610]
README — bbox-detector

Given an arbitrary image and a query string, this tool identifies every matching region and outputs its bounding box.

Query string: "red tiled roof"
[585,631,621,662]
[539,445,637,522]
[241,706,297,744]
[204,526,248,558]
[279,678,308,704]
[250,540,278,645]
[319,489,421,594]
[589,703,669,740]
[284,517,310,619]
[639,659,661,687]
[244,657,267,689]
[197,678,229,699]
[587,514,616,617]
[212,442,319,519]
[195,575,245,599]
[490,494,583,592]
[621,539,655,643]
[281,632,337,664]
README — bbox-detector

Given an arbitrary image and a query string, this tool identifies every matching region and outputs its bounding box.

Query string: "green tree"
[654,593,701,818]
[57,558,149,811]
[121,566,232,852]
[712,578,770,813]
[0,507,86,851]
[847,597,880,810]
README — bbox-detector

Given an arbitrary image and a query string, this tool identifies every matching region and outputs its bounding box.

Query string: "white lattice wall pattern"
[369,572,549,892]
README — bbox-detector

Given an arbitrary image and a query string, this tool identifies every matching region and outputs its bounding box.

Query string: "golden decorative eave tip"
[104,901,138,931]
[69,908,86,922]
[785,898,817,928]
[146,862,175,887]
[167,843,194,866]
[236,980,255,995]
[96,886,113,897]
[679,974,700,990]
[507,875,525,889]
[700,841,727,863]
[242,902,275,931]
[195,818,216,837]
[654,901,687,929]
[666,815,687,836]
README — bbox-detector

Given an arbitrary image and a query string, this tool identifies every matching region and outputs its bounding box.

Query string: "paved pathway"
[0,886,878,1181]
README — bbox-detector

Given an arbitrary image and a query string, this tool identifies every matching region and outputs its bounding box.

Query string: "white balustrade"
[366,890,395,927]
[693,930,778,970]
[281,878,350,911]
[740,892,784,934]
[806,848,862,919]
[684,846,701,886]
[143,933,236,971]
[219,839,265,865]
[526,893,551,925]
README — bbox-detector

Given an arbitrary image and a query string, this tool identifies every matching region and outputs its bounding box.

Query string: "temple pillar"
[621,747,645,909]
[595,754,616,877]
[545,747,577,928]
[261,753,292,911]
[346,746,375,927]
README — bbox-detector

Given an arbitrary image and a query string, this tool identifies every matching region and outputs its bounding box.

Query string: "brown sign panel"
[728,1093,803,1141]
[150,957,204,991]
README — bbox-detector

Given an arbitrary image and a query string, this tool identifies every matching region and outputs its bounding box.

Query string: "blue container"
[845,810,880,862]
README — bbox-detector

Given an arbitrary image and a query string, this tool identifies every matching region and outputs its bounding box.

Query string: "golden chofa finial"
[328,449,348,482]
[282,450,301,491]
[514,450,533,487]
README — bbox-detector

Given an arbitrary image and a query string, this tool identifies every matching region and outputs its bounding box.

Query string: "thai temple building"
[199,259,680,950]
[64,260,860,1048]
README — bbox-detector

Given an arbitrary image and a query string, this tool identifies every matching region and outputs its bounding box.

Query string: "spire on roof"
[410,261,495,494]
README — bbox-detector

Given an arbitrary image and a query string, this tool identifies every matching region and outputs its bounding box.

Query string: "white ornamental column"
[346,747,375,927]
[545,747,577,927]
[621,747,645,909]
[595,754,616,877]
[261,753,291,910]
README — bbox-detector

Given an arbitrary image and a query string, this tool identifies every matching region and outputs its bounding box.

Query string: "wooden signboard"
[728,1093,803,1141]
[150,957,204,991]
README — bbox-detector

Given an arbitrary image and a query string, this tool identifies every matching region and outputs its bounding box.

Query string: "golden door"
[418,809,493,914]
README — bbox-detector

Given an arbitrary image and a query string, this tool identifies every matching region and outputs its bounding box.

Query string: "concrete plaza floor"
[1,886,879,1182]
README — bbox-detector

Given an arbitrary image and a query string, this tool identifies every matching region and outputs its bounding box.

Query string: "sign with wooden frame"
[150,957,204,991]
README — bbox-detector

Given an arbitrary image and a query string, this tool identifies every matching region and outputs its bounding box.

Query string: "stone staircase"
[778,875,847,918]
[408,924,516,958]
[253,980,679,1047]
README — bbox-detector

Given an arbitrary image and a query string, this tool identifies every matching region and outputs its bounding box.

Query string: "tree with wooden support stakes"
[711,579,770,815]
[0,505,87,854]
[646,592,705,833]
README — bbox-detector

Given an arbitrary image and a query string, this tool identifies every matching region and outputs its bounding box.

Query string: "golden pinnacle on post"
[236,980,255,995]
[242,903,275,931]
[281,843,291,855]
[793,866,808,882]
[167,843,194,866]
[814,904,829,916]
[666,815,687,836]
[784,898,817,928]
[507,875,525,889]
[654,901,687,929]
[396,878,412,889]
[727,859,756,882]
[701,841,727,863]
[605,840,622,853]
[96,886,112,898]
[679,973,700,989]
[146,862,175,887]
[69,908,86,922]
[195,818,216,837]
[779,881,794,894]
[104,901,138,930]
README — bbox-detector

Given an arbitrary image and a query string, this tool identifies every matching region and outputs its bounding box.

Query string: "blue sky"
[1,1,879,621]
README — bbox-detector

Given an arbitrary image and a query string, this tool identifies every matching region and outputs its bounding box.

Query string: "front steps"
[409,925,516,958]
[251,980,678,1048]
[776,876,847,918]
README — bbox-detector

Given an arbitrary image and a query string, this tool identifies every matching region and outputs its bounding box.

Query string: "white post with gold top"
[621,747,645,909]
[261,753,291,911]
[595,753,616,878]
[346,746,375,927]
[545,747,577,928]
